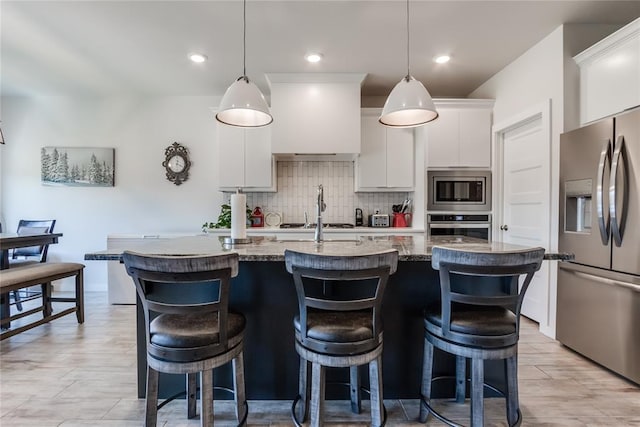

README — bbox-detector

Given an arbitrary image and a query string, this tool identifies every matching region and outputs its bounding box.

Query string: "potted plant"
[202,204,252,231]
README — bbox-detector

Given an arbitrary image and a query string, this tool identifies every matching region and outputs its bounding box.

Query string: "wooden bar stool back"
[421,246,545,427]
[123,251,247,427]
[285,248,398,427]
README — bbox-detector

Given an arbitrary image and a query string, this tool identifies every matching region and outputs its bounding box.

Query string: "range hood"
[265,73,367,159]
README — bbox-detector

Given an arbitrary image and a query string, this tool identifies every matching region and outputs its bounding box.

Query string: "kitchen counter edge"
[86,235,573,263]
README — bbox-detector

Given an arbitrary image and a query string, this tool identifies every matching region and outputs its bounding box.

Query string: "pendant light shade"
[379,75,438,127]
[380,0,438,128]
[216,76,273,127]
[216,0,272,127]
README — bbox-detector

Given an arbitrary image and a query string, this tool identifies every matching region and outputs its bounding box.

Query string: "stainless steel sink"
[279,223,355,229]
[274,238,363,243]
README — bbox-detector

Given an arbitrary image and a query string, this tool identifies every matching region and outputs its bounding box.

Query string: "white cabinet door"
[386,127,414,188]
[357,115,387,188]
[426,100,493,169]
[356,111,414,191]
[426,108,459,168]
[217,124,275,191]
[244,127,273,188]
[575,19,640,124]
[217,124,245,189]
[459,108,492,167]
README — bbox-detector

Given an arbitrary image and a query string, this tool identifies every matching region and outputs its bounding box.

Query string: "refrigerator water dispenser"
[564,179,593,233]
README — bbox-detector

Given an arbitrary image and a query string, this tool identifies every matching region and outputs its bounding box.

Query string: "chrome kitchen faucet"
[315,184,326,242]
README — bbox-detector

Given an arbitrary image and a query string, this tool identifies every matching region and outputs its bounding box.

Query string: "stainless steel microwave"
[427,170,492,211]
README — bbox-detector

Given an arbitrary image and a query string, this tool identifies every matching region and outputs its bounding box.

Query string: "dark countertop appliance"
[427,170,491,212]
[427,214,491,241]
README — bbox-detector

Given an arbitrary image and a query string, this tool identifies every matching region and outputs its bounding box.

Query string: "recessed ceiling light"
[189,53,208,63]
[305,53,323,63]
[434,55,451,64]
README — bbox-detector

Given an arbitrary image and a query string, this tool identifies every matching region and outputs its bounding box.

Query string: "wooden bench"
[0,262,84,340]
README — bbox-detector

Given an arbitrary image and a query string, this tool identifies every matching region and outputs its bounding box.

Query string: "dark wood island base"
[136,260,511,401]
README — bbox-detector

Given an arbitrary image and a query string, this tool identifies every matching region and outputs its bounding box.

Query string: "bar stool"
[420,246,545,427]
[123,251,247,427]
[285,248,398,427]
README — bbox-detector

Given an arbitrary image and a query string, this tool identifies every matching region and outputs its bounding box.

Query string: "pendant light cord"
[405,0,410,79]
[243,0,247,78]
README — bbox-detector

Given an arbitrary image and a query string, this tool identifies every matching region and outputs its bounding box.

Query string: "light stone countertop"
[86,234,573,262]
[106,227,425,240]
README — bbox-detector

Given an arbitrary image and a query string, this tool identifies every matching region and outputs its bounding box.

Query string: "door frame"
[491,99,555,336]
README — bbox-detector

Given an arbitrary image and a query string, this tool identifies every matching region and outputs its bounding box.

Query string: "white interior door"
[496,105,551,323]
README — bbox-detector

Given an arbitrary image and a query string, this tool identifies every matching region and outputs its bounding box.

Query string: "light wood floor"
[1,291,638,426]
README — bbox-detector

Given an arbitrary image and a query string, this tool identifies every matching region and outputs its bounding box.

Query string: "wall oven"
[427,170,492,212]
[427,214,492,241]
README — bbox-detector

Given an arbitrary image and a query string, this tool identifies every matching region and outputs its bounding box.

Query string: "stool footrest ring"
[156,386,248,426]
[291,391,388,427]
[421,376,522,427]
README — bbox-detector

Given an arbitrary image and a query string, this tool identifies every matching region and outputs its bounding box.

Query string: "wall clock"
[162,142,191,185]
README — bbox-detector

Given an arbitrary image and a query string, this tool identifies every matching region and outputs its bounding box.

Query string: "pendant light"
[379,0,438,128]
[216,0,272,127]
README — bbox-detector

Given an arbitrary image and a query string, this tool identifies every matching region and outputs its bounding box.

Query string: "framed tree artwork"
[41,147,115,187]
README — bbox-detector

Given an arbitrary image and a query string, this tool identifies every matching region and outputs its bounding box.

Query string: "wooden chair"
[9,219,57,311]
[123,251,247,427]
[420,246,545,427]
[11,219,57,262]
[285,248,399,427]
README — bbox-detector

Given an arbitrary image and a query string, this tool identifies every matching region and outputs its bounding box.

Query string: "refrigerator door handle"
[596,138,611,245]
[570,269,640,293]
[610,135,627,246]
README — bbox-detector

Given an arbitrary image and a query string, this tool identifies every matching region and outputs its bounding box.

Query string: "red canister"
[250,207,264,227]
[392,212,407,227]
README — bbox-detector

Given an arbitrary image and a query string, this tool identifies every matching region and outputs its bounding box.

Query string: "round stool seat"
[294,310,374,343]
[151,311,246,350]
[424,303,517,342]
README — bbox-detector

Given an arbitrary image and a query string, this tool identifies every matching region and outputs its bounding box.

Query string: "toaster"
[368,214,390,227]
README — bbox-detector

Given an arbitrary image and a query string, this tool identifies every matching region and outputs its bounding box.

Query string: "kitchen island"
[85,234,571,400]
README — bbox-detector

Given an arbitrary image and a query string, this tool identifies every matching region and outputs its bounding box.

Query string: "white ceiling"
[2,1,639,99]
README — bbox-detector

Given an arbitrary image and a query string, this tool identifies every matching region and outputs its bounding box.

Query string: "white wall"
[468,24,622,338]
[1,95,224,291]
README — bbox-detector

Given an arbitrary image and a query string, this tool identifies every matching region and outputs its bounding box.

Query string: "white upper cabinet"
[426,99,494,169]
[266,73,366,156]
[575,18,640,125]
[356,109,414,191]
[217,124,276,192]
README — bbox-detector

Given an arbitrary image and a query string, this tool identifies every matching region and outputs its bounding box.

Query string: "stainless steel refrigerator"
[558,107,639,385]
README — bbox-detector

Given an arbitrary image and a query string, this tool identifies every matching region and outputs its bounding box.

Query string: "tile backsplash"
[235,161,411,224]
